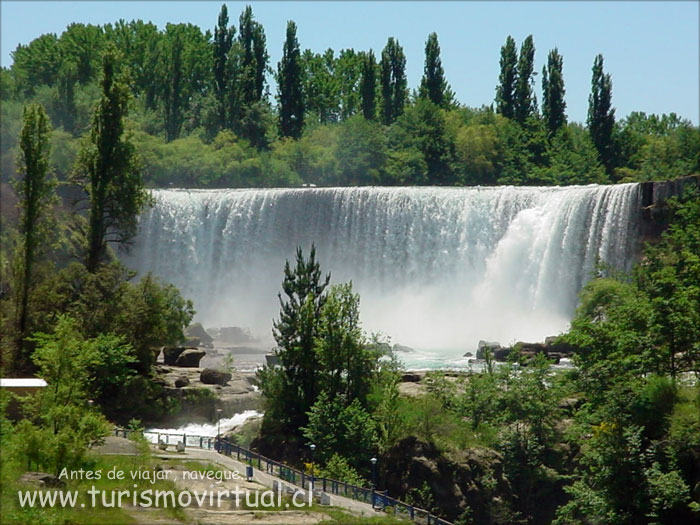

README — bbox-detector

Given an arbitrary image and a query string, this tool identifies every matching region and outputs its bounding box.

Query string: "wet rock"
[200,368,232,386]
[393,344,415,353]
[163,347,186,365]
[175,349,206,368]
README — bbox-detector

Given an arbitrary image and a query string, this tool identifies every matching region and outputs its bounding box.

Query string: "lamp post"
[371,457,377,508]
[310,443,316,493]
[216,408,223,452]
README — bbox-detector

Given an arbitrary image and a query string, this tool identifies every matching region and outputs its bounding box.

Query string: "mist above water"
[124,185,641,354]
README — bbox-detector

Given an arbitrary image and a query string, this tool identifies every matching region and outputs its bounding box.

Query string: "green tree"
[315,283,378,404]
[380,37,407,125]
[158,23,212,141]
[10,33,61,96]
[277,21,304,138]
[262,246,330,429]
[238,5,268,106]
[495,36,517,119]
[56,60,78,134]
[514,35,536,124]
[58,23,104,85]
[334,115,387,185]
[419,33,452,108]
[542,48,566,136]
[360,50,377,120]
[335,49,363,119]
[103,20,162,111]
[587,54,616,174]
[303,392,379,472]
[73,46,150,273]
[301,48,340,124]
[10,103,57,370]
[389,98,455,184]
[213,4,234,130]
[161,28,185,142]
[12,316,113,476]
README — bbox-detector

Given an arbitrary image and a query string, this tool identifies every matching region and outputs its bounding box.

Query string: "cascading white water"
[124,184,642,362]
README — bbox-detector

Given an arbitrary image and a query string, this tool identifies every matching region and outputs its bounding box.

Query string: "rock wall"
[640,175,699,241]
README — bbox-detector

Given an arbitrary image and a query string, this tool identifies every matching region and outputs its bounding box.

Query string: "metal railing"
[114,427,453,525]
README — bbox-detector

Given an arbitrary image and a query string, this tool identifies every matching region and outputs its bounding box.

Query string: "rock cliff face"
[382,437,515,522]
[640,175,699,242]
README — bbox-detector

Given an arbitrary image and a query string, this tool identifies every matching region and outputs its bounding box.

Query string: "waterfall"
[124,184,642,355]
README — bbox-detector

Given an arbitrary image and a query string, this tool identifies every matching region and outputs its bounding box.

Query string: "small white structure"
[0,378,47,396]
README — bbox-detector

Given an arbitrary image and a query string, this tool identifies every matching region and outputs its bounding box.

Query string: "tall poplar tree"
[542,48,566,135]
[380,37,407,125]
[73,46,150,273]
[587,54,616,173]
[57,59,78,134]
[419,32,451,107]
[238,6,268,105]
[515,35,536,124]
[11,103,57,368]
[213,4,234,130]
[161,29,184,142]
[496,36,517,119]
[251,20,268,102]
[361,50,377,120]
[277,21,304,138]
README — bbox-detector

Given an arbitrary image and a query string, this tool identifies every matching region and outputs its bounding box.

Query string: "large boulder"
[185,323,214,347]
[175,349,206,368]
[492,347,511,361]
[163,347,186,365]
[393,344,415,353]
[200,368,232,386]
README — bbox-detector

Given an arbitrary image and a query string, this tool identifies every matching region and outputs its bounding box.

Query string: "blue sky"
[1,1,698,124]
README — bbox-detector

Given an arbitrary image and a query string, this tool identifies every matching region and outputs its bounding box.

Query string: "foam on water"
[145,410,261,444]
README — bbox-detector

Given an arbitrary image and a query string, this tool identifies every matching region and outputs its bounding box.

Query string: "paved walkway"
[153,445,377,517]
[95,437,378,518]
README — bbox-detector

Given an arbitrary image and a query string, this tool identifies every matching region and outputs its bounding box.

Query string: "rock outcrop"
[163,347,186,365]
[152,365,261,426]
[474,340,502,359]
[185,323,214,347]
[175,349,206,367]
[200,368,232,386]
[383,437,513,522]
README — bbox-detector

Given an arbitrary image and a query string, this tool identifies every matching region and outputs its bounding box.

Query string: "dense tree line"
[1,6,697,190]
[1,45,193,426]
